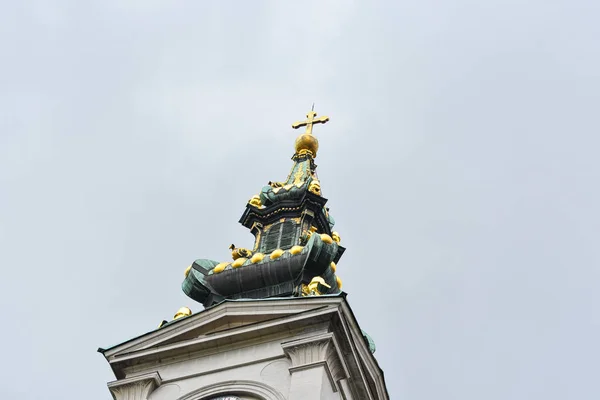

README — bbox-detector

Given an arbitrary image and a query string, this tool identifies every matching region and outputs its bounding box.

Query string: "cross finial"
[292,108,329,136]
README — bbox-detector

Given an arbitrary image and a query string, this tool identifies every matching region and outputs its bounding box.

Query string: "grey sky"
[1,1,599,399]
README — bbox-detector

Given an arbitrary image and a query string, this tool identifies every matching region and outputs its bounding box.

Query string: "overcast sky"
[1,1,599,399]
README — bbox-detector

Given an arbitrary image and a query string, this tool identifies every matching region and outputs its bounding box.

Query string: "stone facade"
[100,296,388,400]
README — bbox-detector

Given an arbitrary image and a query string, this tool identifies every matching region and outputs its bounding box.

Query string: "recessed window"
[262,220,299,253]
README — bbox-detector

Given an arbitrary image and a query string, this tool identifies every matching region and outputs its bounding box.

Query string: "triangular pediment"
[158,312,280,345]
[101,296,345,371]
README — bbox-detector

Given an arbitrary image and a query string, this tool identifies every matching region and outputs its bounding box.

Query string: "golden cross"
[292,109,329,135]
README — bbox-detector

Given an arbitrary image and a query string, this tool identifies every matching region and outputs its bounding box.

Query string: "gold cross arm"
[292,110,329,135]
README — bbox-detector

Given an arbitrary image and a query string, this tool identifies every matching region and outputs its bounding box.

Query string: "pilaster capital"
[282,332,349,385]
[107,371,162,400]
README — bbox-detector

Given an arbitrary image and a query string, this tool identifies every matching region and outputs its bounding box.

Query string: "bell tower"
[99,109,389,400]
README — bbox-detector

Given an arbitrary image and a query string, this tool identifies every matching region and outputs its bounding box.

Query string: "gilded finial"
[292,108,329,157]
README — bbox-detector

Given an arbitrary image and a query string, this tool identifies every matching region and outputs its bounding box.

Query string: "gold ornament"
[320,233,333,244]
[213,262,229,273]
[229,244,252,260]
[173,306,192,320]
[249,195,262,208]
[308,179,321,195]
[270,249,284,260]
[184,265,192,277]
[296,148,314,157]
[293,169,304,187]
[301,276,331,296]
[336,276,342,289]
[294,134,319,157]
[289,245,304,255]
[291,109,329,157]
[232,257,247,268]
[332,231,341,243]
[330,261,336,272]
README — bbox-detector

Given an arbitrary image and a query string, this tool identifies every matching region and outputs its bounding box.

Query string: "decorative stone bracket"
[108,371,162,400]
[282,332,349,392]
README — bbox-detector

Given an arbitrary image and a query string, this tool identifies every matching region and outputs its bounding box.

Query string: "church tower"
[99,110,389,400]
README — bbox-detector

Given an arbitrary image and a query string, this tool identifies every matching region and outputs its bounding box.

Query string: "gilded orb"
[330,261,337,272]
[294,133,319,157]
[250,253,265,263]
[173,306,192,320]
[184,264,192,277]
[336,275,343,289]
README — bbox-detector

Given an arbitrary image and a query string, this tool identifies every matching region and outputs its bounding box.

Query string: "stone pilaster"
[108,372,162,400]
[282,333,349,399]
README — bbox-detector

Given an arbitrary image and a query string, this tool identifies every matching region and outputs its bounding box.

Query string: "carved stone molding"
[108,372,162,400]
[282,332,349,390]
[176,380,286,400]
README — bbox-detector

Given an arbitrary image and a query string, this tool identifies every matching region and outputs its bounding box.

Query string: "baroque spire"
[182,108,344,307]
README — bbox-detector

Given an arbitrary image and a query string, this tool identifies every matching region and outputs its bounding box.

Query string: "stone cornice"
[108,304,338,366]
[103,297,344,359]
